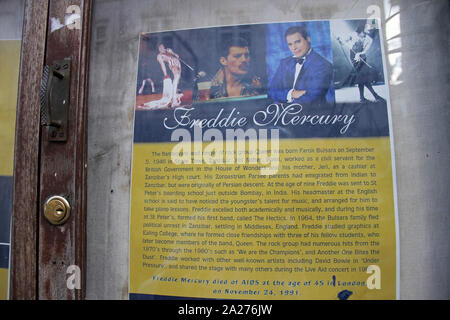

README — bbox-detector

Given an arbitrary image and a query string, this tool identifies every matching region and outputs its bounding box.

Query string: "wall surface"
[85,0,449,299]
[0,0,25,40]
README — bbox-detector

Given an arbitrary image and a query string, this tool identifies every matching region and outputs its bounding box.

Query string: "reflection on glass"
[385,0,403,85]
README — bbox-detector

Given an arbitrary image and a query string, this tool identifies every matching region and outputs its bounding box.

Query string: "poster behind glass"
[129,18,398,300]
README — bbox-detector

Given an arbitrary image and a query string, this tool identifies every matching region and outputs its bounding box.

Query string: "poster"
[129,19,398,300]
[0,40,21,300]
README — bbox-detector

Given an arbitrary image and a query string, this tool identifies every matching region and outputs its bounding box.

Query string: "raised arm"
[337,36,353,49]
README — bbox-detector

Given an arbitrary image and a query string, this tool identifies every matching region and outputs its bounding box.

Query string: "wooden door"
[10,0,91,300]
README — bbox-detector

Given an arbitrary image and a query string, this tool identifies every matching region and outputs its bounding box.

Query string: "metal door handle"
[40,59,71,141]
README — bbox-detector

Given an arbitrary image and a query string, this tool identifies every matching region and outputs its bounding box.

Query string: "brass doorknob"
[44,196,71,225]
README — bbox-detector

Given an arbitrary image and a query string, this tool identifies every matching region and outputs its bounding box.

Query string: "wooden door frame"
[10,0,91,300]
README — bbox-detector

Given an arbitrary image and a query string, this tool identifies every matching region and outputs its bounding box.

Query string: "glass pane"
[0,0,25,300]
[86,0,450,299]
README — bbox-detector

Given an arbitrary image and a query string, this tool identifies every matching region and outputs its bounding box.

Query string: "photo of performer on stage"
[139,43,185,110]
[136,32,199,110]
[332,19,387,104]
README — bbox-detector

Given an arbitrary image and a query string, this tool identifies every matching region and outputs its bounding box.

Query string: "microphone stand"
[192,71,200,102]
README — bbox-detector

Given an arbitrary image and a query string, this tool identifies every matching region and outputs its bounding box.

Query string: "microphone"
[192,71,206,102]
[195,71,206,80]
